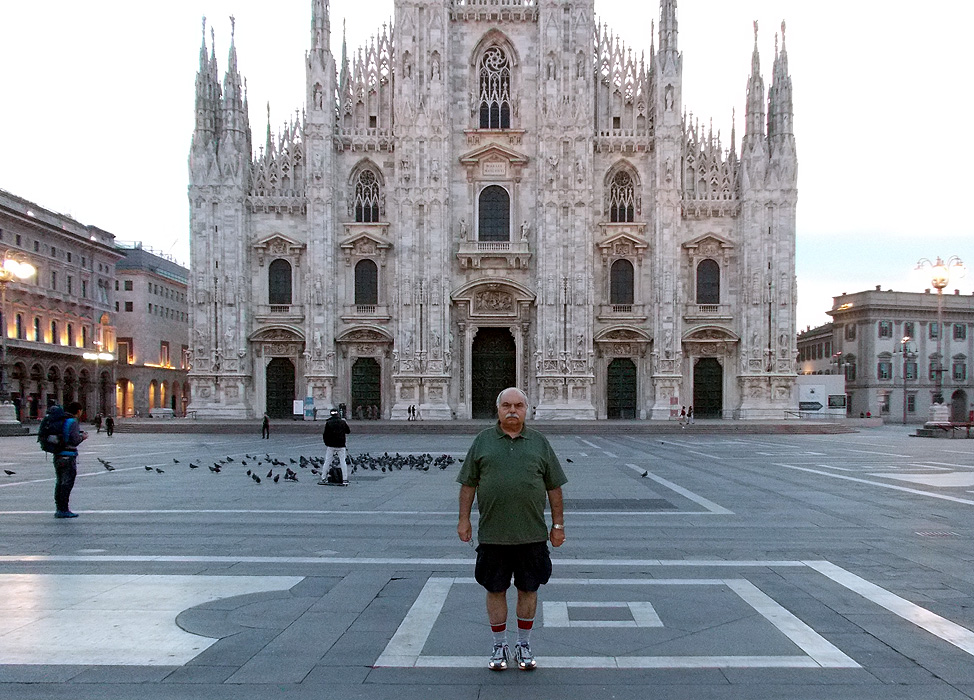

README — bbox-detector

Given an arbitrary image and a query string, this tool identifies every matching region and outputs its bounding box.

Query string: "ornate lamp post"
[900,335,915,425]
[916,256,964,409]
[83,342,114,417]
[1,250,37,424]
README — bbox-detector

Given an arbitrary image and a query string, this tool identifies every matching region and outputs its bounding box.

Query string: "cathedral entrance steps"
[105,419,858,436]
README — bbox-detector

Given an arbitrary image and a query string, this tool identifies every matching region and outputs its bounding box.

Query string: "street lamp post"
[900,336,914,425]
[1,250,37,424]
[916,256,964,414]
[83,342,114,417]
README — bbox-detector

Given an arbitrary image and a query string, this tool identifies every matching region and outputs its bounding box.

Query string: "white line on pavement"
[775,463,974,506]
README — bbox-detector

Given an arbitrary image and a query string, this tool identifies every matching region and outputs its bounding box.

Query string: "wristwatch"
[551,524,564,530]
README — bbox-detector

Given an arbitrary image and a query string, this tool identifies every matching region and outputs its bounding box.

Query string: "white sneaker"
[514,642,536,670]
[488,643,509,671]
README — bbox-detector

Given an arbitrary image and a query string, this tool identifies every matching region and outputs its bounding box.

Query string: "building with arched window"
[188,0,798,420]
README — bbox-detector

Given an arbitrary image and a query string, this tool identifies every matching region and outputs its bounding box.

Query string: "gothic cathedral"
[188,0,798,420]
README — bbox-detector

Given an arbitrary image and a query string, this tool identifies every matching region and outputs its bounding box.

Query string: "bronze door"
[471,328,516,419]
[352,357,381,416]
[693,357,723,418]
[266,358,295,418]
[607,358,637,419]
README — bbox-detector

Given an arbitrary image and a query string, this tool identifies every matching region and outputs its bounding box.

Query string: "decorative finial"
[230,15,236,40]
[202,16,207,39]
[753,20,758,43]
[781,20,787,47]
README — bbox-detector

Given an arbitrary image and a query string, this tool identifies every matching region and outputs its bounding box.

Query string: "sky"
[1,1,971,331]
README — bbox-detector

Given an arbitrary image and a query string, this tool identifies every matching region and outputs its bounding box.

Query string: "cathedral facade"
[188,0,798,420]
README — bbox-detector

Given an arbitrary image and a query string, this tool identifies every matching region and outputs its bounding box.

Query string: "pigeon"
[103,463,115,471]
[273,474,280,483]
[173,458,180,464]
[566,458,573,463]
[189,463,200,469]
[640,471,649,478]
[209,465,221,473]
[226,457,234,462]
[252,474,261,484]
[246,470,252,476]
[144,466,153,471]
[266,469,273,479]
[3,469,15,476]
[241,460,248,466]
[155,468,165,474]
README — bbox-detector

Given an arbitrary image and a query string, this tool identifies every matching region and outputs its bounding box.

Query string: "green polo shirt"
[457,422,568,545]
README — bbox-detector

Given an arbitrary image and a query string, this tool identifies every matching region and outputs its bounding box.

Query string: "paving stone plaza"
[2,423,974,699]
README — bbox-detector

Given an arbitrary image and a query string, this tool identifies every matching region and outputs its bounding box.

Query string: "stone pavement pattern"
[1,425,974,699]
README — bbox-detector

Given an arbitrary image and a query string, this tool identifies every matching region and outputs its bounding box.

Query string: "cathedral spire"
[659,0,678,60]
[768,20,794,144]
[312,0,331,53]
[744,20,765,141]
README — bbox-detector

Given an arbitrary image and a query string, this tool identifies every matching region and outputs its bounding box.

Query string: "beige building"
[827,286,974,423]
[0,189,122,422]
[113,243,191,417]
[796,323,834,376]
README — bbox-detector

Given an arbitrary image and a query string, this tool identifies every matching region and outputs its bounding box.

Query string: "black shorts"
[474,542,552,593]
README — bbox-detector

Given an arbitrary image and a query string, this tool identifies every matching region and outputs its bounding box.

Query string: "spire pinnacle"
[659,0,678,57]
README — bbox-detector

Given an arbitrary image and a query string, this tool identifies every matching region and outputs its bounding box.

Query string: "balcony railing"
[269,305,290,313]
[355,305,377,315]
[611,304,633,314]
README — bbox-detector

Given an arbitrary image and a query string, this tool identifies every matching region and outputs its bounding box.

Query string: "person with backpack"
[319,408,350,486]
[43,401,87,519]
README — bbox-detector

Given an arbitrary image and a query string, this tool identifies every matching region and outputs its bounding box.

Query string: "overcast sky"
[1,1,970,330]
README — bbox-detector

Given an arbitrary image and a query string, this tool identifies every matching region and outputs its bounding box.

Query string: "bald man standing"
[457,387,567,671]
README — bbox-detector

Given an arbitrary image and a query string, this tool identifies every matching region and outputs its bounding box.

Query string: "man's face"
[497,390,527,432]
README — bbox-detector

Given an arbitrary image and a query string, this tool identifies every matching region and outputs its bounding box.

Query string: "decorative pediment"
[451,278,536,319]
[682,325,739,357]
[594,325,652,358]
[596,229,649,264]
[683,233,733,263]
[340,230,392,266]
[249,325,305,343]
[683,325,740,343]
[336,325,394,345]
[253,234,306,267]
[459,142,529,182]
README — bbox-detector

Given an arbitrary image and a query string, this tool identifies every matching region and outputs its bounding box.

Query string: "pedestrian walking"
[105,415,115,437]
[320,408,351,486]
[687,406,694,424]
[54,401,88,519]
[261,413,270,439]
[679,406,687,427]
[94,413,103,434]
[457,387,567,672]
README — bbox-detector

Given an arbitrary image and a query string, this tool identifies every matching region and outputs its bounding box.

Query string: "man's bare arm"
[458,484,476,542]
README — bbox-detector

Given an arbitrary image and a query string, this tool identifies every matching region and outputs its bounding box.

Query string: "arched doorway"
[265,358,295,418]
[951,390,968,423]
[693,357,723,419]
[607,358,637,419]
[351,358,381,417]
[471,327,516,419]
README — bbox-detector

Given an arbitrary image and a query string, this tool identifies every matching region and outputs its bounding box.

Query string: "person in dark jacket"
[55,401,88,518]
[320,408,351,485]
[261,413,270,439]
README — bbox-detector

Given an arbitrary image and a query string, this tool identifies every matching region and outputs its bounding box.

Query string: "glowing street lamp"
[1,250,37,416]
[916,256,965,406]
[83,342,115,416]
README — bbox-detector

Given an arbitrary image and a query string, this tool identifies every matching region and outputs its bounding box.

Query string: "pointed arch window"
[268,259,293,305]
[354,169,381,223]
[609,171,636,222]
[479,47,512,129]
[354,259,378,306]
[478,186,510,242]
[696,259,720,305]
[610,259,634,305]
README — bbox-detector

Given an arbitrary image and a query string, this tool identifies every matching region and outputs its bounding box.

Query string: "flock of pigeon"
[91,451,458,485]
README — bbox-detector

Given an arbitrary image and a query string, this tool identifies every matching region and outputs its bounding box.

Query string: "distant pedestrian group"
[407,404,419,421]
